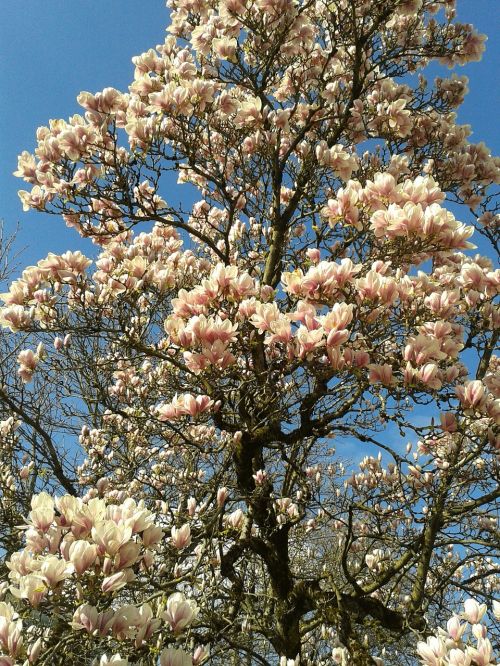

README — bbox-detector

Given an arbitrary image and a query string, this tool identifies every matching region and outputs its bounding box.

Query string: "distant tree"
[0,1,499,664]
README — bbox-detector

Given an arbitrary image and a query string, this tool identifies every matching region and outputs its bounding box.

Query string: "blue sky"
[0,1,498,272]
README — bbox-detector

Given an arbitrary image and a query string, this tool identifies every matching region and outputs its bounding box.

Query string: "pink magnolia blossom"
[163,592,198,633]
[368,364,395,386]
[158,394,215,420]
[171,524,191,550]
[463,598,487,624]
[159,648,193,666]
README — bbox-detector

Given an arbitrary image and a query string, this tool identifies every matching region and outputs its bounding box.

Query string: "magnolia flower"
[10,575,47,608]
[212,37,237,61]
[115,541,142,570]
[163,592,198,633]
[321,303,354,332]
[0,656,15,666]
[159,648,193,666]
[331,648,348,665]
[192,645,209,665]
[417,363,442,390]
[447,649,471,666]
[56,494,82,526]
[102,571,133,594]
[365,551,382,571]
[440,412,457,432]
[226,508,245,530]
[28,492,55,532]
[28,637,43,663]
[134,603,161,647]
[158,394,214,420]
[0,614,22,658]
[39,554,72,587]
[417,636,447,666]
[171,524,191,550]
[447,615,467,642]
[279,658,300,666]
[91,520,133,556]
[234,97,262,127]
[0,305,32,332]
[249,302,281,332]
[71,604,100,633]
[68,540,98,575]
[217,487,228,507]
[252,469,268,485]
[468,638,494,666]
[472,623,487,639]
[141,525,163,548]
[456,381,486,410]
[368,364,395,386]
[111,604,141,639]
[463,598,487,624]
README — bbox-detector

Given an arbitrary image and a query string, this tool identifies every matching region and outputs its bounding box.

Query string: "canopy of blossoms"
[0,0,498,664]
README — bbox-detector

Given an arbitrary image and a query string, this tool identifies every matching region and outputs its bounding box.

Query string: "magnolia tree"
[1,0,499,663]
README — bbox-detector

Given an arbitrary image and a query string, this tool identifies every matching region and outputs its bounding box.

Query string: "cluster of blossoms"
[0,418,24,500]
[10,0,498,244]
[1,492,202,665]
[322,173,473,252]
[96,648,199,666]
[9,493,163,602]
[0,250,92,332]
[416,600,499,666]
[2,227,498,432]
[160,242,499,408]
[0,417,31,563]
[0,224,203,334]
[0,600,199,666]
[277,601,500,666]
